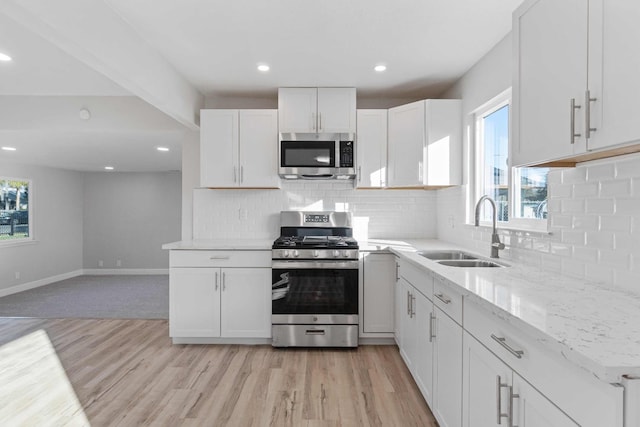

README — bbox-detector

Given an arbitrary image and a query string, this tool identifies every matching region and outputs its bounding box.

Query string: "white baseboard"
[0,269,84,298]
[82,268,169,275]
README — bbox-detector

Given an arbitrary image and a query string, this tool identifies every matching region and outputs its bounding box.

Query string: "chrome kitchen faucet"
[474,195,505,259]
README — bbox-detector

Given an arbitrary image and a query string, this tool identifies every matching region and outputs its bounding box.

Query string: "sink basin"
[437,259,505,268]
[417,250,478,260]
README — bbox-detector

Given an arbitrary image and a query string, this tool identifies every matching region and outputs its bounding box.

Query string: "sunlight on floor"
[0,329,89,425]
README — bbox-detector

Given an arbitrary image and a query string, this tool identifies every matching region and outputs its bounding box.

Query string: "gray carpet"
[0,275,169,319]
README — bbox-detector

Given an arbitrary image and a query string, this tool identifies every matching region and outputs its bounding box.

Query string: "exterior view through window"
[476,97,549,225]
[0,178,31,241]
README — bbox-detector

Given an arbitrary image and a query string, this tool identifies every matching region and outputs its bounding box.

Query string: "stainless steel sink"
[436,259,505,268]
[417,250,478,260]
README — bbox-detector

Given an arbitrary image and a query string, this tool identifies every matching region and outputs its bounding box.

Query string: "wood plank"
[0,318,437,426]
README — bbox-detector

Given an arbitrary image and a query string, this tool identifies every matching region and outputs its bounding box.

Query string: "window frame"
[0,176,34,246]
[471,89,549,232]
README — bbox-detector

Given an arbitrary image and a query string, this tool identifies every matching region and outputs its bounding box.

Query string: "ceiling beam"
[0,0,203,130]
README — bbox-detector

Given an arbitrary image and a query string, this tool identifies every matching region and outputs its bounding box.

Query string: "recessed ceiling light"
[104,166,114,170]
[257,64,270,72]
[156,146,170,152]
[374,64,387,72]
[0,52,12,62]
[1,146,16,151]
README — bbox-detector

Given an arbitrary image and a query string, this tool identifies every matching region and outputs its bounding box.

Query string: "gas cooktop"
[272,235,358,249]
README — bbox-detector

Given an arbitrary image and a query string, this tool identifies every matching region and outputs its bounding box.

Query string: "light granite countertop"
[164,237,640,382]
[364,238,640,384]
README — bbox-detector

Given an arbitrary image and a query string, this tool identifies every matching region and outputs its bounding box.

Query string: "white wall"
[437,32,640,291]
[83,171,181,270]
[0,160,83,294]
[194,181,438,241]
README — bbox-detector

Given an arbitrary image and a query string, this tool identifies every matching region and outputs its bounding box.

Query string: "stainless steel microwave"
[278,133,356,180]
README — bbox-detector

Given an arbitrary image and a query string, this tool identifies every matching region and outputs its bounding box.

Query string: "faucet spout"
[474,195,505,258]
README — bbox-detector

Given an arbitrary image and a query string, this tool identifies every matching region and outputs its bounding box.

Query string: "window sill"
[464,223,552,236]
[0,238,38,249]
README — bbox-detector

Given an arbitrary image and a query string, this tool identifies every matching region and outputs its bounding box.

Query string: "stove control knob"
[333,250,340,258]
[313,250,319,258]
[283,250,289,258]
[293,250,299,258]
[343,251,350,258]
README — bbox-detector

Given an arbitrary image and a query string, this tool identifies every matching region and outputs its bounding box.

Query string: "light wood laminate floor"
[0,318,437,426]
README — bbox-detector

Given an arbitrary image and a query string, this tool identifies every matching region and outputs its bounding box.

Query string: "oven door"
[271,260,358,324]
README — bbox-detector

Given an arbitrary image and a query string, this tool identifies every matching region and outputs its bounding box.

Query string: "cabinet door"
[433,307,463,427]
[356,110,387,187]
[388,100,425,187]
[463,331,512,427]
[200,109,239,187]
[512,0,588,166]
[413,290,435,406]
[425,100,461,186]
[278,88,317,133]
[169,268,221,337]
[362,253,395,333]
[397,278,415,368]
[238,110,280,188]
[513,374,578,427]
[394,270,405,348]
[317,88,356,133]
[220,268,271,338]
[587,1,640,151]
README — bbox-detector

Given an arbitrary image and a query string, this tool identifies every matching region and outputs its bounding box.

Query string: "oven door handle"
[272,260,359,269]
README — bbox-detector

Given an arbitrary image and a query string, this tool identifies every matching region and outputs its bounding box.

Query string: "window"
[473,90,549,230]
[0,178,32,242]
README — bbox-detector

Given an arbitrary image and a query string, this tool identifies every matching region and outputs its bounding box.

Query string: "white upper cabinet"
[356,110,387,188]
[278,87,356,133]
[587,0,640,151]
[388,99,461,187]
[200,109,279,188]
[513,0,640,166]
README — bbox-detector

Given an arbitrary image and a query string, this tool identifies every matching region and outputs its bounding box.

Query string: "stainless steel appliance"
[271,211,359,347]
[279,133,356,179]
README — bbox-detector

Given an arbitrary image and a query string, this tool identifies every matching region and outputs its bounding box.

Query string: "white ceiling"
[0,0,523,172]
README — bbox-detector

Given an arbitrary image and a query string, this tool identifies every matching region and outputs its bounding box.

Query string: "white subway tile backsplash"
[437,154,639,291]
[587,163,616,181]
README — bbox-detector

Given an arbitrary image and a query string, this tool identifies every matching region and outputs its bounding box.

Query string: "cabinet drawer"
[432,276,463,325]
[398,258,432,298]
[170,250,271,268]
[464,300,623,427]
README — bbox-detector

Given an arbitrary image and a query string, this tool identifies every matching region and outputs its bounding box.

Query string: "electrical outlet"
[116,259,122,267]
[98,260,104,267]
[14,271,20,280]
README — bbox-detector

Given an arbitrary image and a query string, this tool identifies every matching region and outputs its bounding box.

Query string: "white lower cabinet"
[433,306,463,427]
[169,250,272,341]
[463,331,577,427]
[361,252,395,334]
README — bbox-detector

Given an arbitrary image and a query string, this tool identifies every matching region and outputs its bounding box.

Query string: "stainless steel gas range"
[271,211,359,348]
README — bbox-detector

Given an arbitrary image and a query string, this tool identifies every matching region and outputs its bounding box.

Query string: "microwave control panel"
[339,141,354,168]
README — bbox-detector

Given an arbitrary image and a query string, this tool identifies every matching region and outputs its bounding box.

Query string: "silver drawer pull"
[434,293,451,304]
[209,256,230,260]
[305,329,325,335]
[491,334,524,359]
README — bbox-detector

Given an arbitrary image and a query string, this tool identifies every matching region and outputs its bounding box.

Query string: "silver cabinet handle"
[214,271,219,291]
[496,375,509,425]
[240,165,244,183]
[429,312,436,342]
[395,262,400,281]
[209,256,230,260]
[434,293,451,304]
[585,90,597,139]
[491,334,524,359]
[358,166,362,182]
[509,385,520,427]
[407,291,411,315]
[222,272,226,291]
[570,98,582,144]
